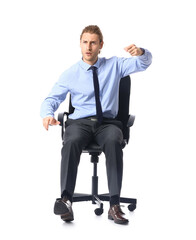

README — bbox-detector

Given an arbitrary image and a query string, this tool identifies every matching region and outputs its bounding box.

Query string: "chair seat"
[83,141,102,153]
[83,139,127,154]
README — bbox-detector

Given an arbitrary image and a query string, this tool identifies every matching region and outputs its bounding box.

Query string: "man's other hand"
[124,44,144,56]
[43,116,60,131]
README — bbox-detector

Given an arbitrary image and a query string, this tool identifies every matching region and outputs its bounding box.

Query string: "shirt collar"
[79,58,101,71]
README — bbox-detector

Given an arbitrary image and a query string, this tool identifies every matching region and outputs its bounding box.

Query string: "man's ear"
[99,41,104,54]
[100,41,104,49]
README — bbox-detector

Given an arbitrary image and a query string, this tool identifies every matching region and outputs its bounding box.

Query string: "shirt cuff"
[140,48,145,55]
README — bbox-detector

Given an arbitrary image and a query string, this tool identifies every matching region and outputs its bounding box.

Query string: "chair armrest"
[58,112,69,140]
[58,112,69,126]
[127,114,135,127]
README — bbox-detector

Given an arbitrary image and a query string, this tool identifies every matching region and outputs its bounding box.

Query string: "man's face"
[80,32,103,65]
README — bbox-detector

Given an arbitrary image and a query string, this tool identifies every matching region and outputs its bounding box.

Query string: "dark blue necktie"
[91,66,103,124]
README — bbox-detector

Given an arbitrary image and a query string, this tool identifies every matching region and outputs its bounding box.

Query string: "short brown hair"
[80,25,103,43]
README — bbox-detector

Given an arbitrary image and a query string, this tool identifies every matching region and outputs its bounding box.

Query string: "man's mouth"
[86,52,92,56]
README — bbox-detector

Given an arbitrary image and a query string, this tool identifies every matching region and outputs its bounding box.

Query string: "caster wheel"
[94,208,103,216]
[128,203,136,212]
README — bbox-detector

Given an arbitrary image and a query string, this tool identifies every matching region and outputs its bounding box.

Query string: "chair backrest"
[68,75,131,142]
[116,76,131,143]
[68,95,75,114]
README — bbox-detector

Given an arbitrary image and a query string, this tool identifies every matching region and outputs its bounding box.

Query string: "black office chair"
[58,75,137,216]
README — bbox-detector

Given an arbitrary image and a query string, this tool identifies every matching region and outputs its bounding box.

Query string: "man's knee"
[64,135,84,147]
[63,124,91,147]
[102,126,123,146]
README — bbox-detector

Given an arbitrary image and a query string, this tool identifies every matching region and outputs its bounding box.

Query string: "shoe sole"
[61,213,74,222]
[54,199,74,222]
[54,200,69,215]
[108,214,129,225]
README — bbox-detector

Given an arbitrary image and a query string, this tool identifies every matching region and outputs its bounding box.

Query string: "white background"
[0,0,196,239]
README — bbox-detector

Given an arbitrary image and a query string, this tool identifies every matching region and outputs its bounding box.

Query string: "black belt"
[85,116,115,122]
[86,117,99,121]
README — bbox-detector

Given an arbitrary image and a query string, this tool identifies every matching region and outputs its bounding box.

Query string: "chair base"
[72,153,137,215]
[73,192,137,215]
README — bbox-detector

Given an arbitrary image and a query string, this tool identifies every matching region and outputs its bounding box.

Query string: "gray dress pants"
[60,118,124,199]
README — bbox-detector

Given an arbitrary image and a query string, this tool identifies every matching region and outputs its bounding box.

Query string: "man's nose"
[86,43,91,50]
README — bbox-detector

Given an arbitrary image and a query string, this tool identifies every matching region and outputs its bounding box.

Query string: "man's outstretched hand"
[43,116,60,131]
[124,44,144,56]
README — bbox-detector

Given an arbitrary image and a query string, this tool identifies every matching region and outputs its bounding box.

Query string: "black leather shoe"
[108,205,129,224]
[54,197,74,222]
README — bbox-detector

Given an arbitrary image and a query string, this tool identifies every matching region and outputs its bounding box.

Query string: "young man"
[40,25,152,224]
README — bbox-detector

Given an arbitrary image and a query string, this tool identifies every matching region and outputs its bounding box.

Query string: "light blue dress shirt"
[40,49,152,119]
